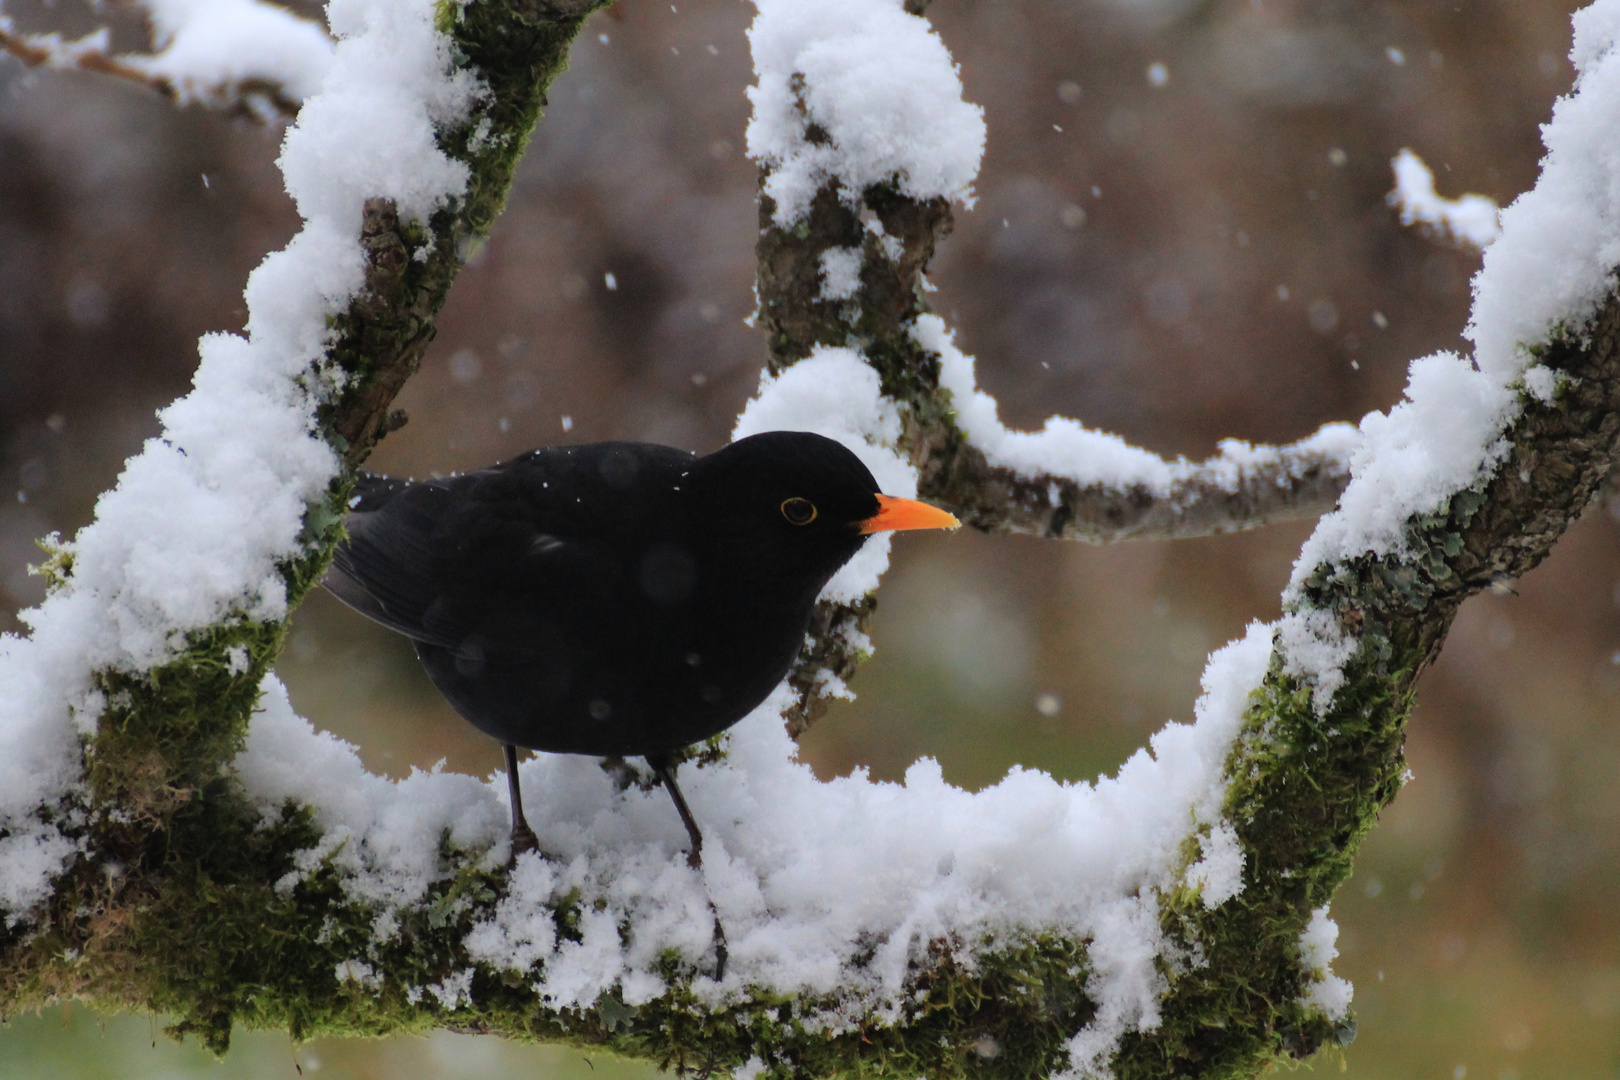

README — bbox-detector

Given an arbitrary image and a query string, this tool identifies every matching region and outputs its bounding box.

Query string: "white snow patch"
[336,958,383,989]
[1470,4,1620,381]
[1277,609,1358,715]
[1297,907,1352,1021]
[1184,821,1243,910]
[747,0,985,224]
[812,667,857,702]
[1388,149,1502,250]
[427,968,475,1010]
[1522,364,1560,403]
[130,0,334,109]
[464,853,563,974]
[819,246,863,301]
[1288,352,1516,593]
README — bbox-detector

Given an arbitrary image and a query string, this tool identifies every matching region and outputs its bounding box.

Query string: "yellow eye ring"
[780,497,818,525]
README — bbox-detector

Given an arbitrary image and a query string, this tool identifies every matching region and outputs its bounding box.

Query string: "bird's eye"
[780,497,818,525]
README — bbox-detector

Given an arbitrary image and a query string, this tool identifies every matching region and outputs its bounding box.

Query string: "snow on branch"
[747,0,984,225]
[1388,148,1503,251]
[0,25,178,106]
[0,0,332,121]
[921,316,1359,542]
[744,0,1353,544]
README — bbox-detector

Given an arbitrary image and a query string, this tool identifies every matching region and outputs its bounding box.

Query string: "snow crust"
[0,0,475,922]
[130,0,335,108]
[237,625,1273,1074]
[1388,148,1502,251]
[746,0,985,224]
[920,313,1361,493]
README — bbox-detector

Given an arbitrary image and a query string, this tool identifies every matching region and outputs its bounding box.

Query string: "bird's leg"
[646,752,705,869]
[646,752,728,980]
[505,744,540,859]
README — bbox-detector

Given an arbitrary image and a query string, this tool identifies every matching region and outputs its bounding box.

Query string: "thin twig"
[0,27,174,98]
[0,25,302,121]
[935,432,1353,543]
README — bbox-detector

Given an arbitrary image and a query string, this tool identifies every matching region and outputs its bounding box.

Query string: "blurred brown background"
[4,0,1618,1077]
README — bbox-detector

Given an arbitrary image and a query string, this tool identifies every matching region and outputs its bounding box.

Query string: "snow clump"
[747,0,985,224]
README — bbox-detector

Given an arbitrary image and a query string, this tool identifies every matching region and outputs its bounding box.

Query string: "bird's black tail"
[323,473,457,646]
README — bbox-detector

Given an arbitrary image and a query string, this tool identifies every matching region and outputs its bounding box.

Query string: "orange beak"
[858,494,961,535]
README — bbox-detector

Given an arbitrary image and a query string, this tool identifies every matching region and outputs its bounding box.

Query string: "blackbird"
[324,430,959,870]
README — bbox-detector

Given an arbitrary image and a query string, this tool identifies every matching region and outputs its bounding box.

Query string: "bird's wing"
[326,471,622,657]
[327,475,463,647]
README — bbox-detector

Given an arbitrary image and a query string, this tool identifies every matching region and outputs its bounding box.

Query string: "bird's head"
[691,431,959,585]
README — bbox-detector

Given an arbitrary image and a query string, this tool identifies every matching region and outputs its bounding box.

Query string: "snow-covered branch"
[744,0,1355,538]
[0,25,183,108]
[1388,148,1503,251]
[0,0,611,1050]
[4,0,1620,1078]
[923,319,1359,542]
[0,0,331,121]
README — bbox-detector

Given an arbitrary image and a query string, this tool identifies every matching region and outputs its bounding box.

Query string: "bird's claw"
[711,916,728,981]
[508,822,540,865]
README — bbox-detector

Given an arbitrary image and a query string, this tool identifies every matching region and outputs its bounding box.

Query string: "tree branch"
[2,2,1617,1078]
[1120,284,1620,1077]
[0,0,330,123]
[0,26,200,108]
[927,427,1354,543]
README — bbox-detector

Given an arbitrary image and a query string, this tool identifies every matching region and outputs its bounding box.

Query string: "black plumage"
[324,430,957,899]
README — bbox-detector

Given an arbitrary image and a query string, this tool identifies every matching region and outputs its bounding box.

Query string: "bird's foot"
[710,914,729,981]
[508,821,540,866]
